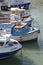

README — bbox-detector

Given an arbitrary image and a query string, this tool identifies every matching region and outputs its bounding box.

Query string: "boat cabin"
[19,9,30,18]
[11,8,30,18]
[0,34,11,47]
[11,22,30,36]
[10,8,31,24]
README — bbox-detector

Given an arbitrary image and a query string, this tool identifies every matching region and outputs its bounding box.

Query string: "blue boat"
[11,22,40,42]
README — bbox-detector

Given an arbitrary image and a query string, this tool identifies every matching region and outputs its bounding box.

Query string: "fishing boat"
[0,29,22,59]
[1,0,30,11]
[10,8,33,26]
[10,1,31,9]
[11,22,40,42]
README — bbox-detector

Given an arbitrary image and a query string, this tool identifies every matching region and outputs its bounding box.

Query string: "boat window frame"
[8,41,18,47]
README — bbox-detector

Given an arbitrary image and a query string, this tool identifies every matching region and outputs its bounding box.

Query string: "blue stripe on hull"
[0,48,22,59]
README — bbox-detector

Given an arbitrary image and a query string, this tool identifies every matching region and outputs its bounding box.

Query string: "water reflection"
[21,39,40,50]
[0,55,36,65]
[0,56,22,65]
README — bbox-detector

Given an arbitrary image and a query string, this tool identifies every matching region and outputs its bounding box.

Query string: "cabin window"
[14,15,19,21]
[11,41,18,44]
[8,41,18,46]
[0,42,4,46]
[8,43,13,46]
[8,41,13,46]
[20,11,24,16]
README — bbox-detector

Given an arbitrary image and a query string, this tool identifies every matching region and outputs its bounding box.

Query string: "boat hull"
[0,48,22,59]
[11,28,40,42]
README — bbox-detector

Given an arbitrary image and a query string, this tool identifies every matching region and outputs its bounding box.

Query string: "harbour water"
[0,2,43,65]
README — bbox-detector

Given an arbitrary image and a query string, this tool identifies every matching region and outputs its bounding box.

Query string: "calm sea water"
[0,5,43,65]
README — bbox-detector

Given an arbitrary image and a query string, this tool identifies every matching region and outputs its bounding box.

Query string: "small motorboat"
[11,22,40,42]
[0,31,22,59]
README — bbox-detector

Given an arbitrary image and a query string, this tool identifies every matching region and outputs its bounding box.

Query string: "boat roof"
[18,9,25,12]
[0,34,11,42]
[11,8,19,11]
[10,39,18,43]
[15,22,27,28]
[11,8,25,12]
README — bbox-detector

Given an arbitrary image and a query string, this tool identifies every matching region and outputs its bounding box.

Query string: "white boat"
[11,22,40,42]
[0,31,22,59]
[10,8,32,26]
